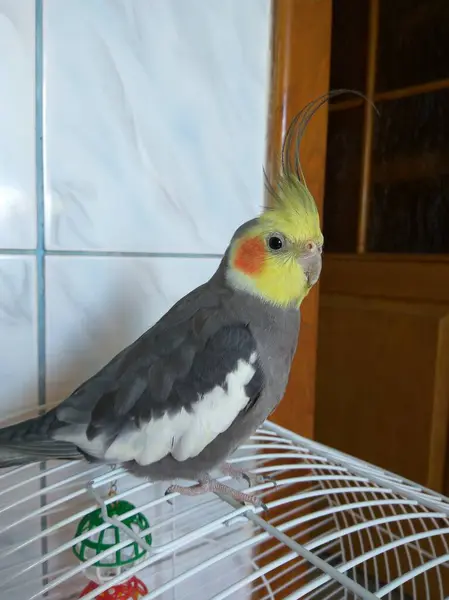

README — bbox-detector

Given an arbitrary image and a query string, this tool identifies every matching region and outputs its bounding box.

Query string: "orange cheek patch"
[233,236,266,275]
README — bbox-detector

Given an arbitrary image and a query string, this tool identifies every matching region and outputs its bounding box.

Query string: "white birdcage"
[1,420,449,600]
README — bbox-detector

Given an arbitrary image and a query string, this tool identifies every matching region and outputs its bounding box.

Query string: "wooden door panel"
[320,254,449,304]
[316,289,449,491]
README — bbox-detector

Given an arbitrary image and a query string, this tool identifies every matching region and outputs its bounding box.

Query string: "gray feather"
[0,414,82,466]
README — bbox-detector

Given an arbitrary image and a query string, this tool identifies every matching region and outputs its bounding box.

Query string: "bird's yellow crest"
[228,90,366,308]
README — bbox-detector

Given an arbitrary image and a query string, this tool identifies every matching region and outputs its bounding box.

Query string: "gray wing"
[54,288,264,464]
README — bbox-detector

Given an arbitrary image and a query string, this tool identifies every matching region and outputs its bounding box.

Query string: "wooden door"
[315,0,449,494]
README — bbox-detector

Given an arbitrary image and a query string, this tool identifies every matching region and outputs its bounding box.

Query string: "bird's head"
[226,177,323,308]
[225,92,340,309]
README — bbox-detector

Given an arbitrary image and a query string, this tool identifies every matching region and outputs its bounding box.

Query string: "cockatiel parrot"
[0,94,332,508]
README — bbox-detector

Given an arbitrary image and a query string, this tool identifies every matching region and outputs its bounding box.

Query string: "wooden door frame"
[266,0,333,440]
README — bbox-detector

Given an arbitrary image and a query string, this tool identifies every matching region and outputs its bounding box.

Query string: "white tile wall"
[0,256,38,416]
[0,0,271,598]
[0,0,36,249]
[43,0,270,254]
[45,255,220,405]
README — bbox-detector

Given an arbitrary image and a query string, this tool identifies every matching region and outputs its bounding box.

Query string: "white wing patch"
[103,352,258,465]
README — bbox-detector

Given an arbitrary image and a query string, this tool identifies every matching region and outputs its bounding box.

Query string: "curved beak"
[298,250,322,288]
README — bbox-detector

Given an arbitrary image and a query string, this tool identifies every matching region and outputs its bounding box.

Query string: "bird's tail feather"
[0,413,82,467]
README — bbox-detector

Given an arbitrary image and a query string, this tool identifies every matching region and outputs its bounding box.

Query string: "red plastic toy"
[79,576,149,599]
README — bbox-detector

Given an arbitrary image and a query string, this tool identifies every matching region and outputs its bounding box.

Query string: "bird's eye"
[268,234,284,251]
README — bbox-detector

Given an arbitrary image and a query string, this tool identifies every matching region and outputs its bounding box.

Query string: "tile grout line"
[35,0,49,588]
[46,250,223,258]
[0,248,223,259]
[35,0,45,409]
[0,248,36,255]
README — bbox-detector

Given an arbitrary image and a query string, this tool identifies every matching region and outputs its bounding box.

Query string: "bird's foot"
[165,473,267,510]
[220,462,277,488]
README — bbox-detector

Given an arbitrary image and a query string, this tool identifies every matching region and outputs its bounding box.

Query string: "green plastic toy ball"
[73,499,152,583]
